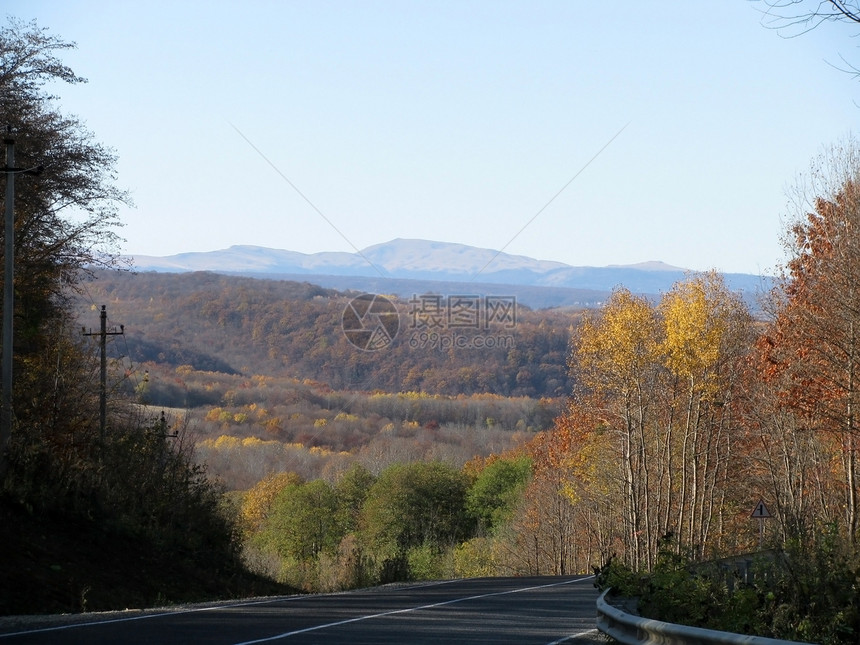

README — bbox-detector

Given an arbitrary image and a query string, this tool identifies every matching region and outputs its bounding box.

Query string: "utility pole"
[1,129,15,469]
[1,127,43,474]
[83,305,124,443]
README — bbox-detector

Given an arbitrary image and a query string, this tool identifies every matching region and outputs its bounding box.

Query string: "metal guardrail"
[709,551,780,593]
[595,589,816,645]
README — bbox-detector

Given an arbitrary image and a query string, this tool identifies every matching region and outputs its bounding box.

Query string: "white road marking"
[0,576,597,642]
[0,596,304,639]
[545,627,601,644]
[233,576,595,645]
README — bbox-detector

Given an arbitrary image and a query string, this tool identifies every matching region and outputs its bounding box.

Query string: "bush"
[454,537,498,577]
[595,531,860,644]
[407,543,449,580]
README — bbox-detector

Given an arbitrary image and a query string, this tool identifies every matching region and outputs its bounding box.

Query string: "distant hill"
[73,270,576,398]
[127,238,771,309]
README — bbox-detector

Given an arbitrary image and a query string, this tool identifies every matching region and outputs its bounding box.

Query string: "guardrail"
[595,589,815,645]
[710,551,779,593]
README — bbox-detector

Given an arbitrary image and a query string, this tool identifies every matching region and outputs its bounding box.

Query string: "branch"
[757,0,860,36]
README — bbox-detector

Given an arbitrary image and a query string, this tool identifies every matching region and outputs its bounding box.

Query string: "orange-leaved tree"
[758,140,860,544]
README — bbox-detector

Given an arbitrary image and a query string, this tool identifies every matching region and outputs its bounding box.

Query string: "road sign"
[751,499,771,518]
[751,499,771,549]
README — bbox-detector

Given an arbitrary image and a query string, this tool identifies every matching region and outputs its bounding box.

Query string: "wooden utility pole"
[1,129,15,469]
[83,305,123,442]
[1,128,42,474]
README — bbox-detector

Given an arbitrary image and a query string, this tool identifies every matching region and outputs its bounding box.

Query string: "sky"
[5,1,860,275]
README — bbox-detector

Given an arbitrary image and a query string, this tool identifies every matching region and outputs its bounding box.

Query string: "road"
[0,576,600,645]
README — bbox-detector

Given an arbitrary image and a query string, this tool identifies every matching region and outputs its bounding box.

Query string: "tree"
[758,0,860,34]
[658,272,753,558]
[739,363,839,545]
[260,479,340,563]
[360,461,472,581]
[0,17,127,308]
[758,138,860,544]
[566,275,753,568]
[514,418,596,575]
[573,287,661,569]
[465,455,532,535]
[0,18,128,477]
[333,462,375,535]
[756,0,860,77]
[240,471,303,534]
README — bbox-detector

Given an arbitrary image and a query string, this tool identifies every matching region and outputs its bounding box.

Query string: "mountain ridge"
[126,238,769,306]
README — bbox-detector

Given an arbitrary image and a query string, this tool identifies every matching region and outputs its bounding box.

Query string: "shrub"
[595,531,860,644]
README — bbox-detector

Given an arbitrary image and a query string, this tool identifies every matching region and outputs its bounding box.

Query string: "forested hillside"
[67,270,568,490]
[73,269,577,398]
[62,270,577,594]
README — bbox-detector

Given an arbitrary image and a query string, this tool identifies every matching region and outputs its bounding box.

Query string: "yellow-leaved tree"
[573,287,661,569]
[566,274,753,567]
[240,471,303,534]
[659,272,753,558]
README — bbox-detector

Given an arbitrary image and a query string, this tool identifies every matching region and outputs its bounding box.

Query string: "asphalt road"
[0,576,601,645]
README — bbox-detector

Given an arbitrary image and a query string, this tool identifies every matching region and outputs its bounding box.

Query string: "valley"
[72,269,574,488]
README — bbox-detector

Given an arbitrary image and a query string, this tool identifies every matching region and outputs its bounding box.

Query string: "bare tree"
[756,0,860,76]
[758,0,860,34]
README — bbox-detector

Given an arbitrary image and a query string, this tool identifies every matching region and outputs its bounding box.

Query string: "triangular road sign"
[751,499,771,518]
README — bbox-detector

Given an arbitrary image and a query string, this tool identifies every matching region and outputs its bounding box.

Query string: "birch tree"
[659,272,753,557]
[567,275,752,566]
[573,287,661,569]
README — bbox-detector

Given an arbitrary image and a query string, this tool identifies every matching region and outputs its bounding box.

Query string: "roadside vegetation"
[586,141,860,644]
[597,532,860,644]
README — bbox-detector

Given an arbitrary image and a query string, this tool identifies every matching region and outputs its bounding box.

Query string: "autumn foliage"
[523,274,755,569]
[11,17,860,626]
[524,140,860,580]
[754,145,860,545]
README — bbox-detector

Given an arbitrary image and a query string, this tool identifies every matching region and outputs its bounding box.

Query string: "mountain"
[127,238,770,308]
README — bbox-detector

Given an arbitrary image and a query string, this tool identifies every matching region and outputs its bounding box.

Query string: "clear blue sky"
[6,1,859,274]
